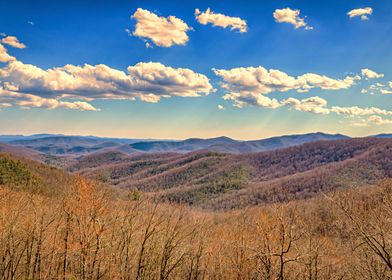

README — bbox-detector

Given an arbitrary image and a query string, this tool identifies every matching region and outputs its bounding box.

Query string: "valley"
[1,133,392,279]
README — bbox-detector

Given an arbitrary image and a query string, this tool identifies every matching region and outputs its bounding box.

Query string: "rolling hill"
[207,132,349,153]
[68,137,392,210]
[0,152,77,195]
[2,132,392,210]
[0,142,44,161]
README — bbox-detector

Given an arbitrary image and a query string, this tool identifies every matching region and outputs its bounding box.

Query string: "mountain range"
[1,133,392,210]
[0,132,371,156]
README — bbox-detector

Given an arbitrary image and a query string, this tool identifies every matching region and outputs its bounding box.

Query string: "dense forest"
[69,138,392,209]
[0,177,391,279]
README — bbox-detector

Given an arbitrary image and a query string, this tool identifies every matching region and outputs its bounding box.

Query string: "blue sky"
[0,0,391,139]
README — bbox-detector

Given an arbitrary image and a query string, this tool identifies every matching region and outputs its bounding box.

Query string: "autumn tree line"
[0,178,391,280]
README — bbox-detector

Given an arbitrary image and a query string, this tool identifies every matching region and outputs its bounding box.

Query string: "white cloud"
[0,44,15,63]
[223,92,282,109]
[214,65,391,118]
[0,85,99,111]
[282,96,330,115]
[214,66,360,113]
[213,66,357,98]
[367,115,392,125]
[28,21,35,26]
[350,115,392,127]
[223,92,329,115]
[331,106,392,116]
[0,40,213,111]
[217,104,225,110]
[273,8,312,30]
[361,82,392,95]
[380,89,392,95]
[361,68,384,79]
[131,8,192,47]
[348,7,373,21]
[1,36,26,49]
[0,61,213,101]
[299,73,359,91]
[195,8,247,33]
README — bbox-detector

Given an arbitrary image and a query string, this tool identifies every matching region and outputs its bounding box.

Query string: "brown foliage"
[1,177,392,279]
[68,138,392,210]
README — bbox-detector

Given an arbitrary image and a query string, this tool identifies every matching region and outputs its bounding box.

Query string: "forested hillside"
[1,138,392,279]
[69,138,392,209]
[0,153,77,196]
[0,176,391,279]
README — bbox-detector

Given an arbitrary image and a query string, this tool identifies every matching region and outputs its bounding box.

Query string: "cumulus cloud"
[0,44,15,63]
[0,85,99,111]
[214,66,361,113]
[214,65,392,119]
[195,8,247,33]
[0,60,213,101]
[223,92,329,115]
[367,115,392,125]
[131,8,192,47]
[223,92,281,109]
[350,115,392,127]
[273,8,312,30]
[283,96,330,114]
[361,68,384,79]
[1,36,26,49]
[331,106,392,116]
[217,104,225,110]
[0,39,213,111]
[213,66,357,98]
[348,7,373,21]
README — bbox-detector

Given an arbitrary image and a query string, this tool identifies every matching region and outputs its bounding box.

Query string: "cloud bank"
[213,66,358,96]
[0,37,213,111]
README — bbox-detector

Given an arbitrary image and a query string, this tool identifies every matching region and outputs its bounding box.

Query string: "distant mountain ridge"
[0,132,390,156]
[129,136,238,153]
[207,132,349,154]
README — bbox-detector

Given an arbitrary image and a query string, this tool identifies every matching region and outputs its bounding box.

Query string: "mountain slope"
[128,136,238,153]
[70,138,392,209]
[127,133,348,154]
[0,143,44,161]
[0,152,77,195]
[209,132,348,153]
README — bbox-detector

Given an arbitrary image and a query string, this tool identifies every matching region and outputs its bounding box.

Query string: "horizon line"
[1,131,390,142]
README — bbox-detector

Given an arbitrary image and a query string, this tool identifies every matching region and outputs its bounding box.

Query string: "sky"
[0,0,392,140]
